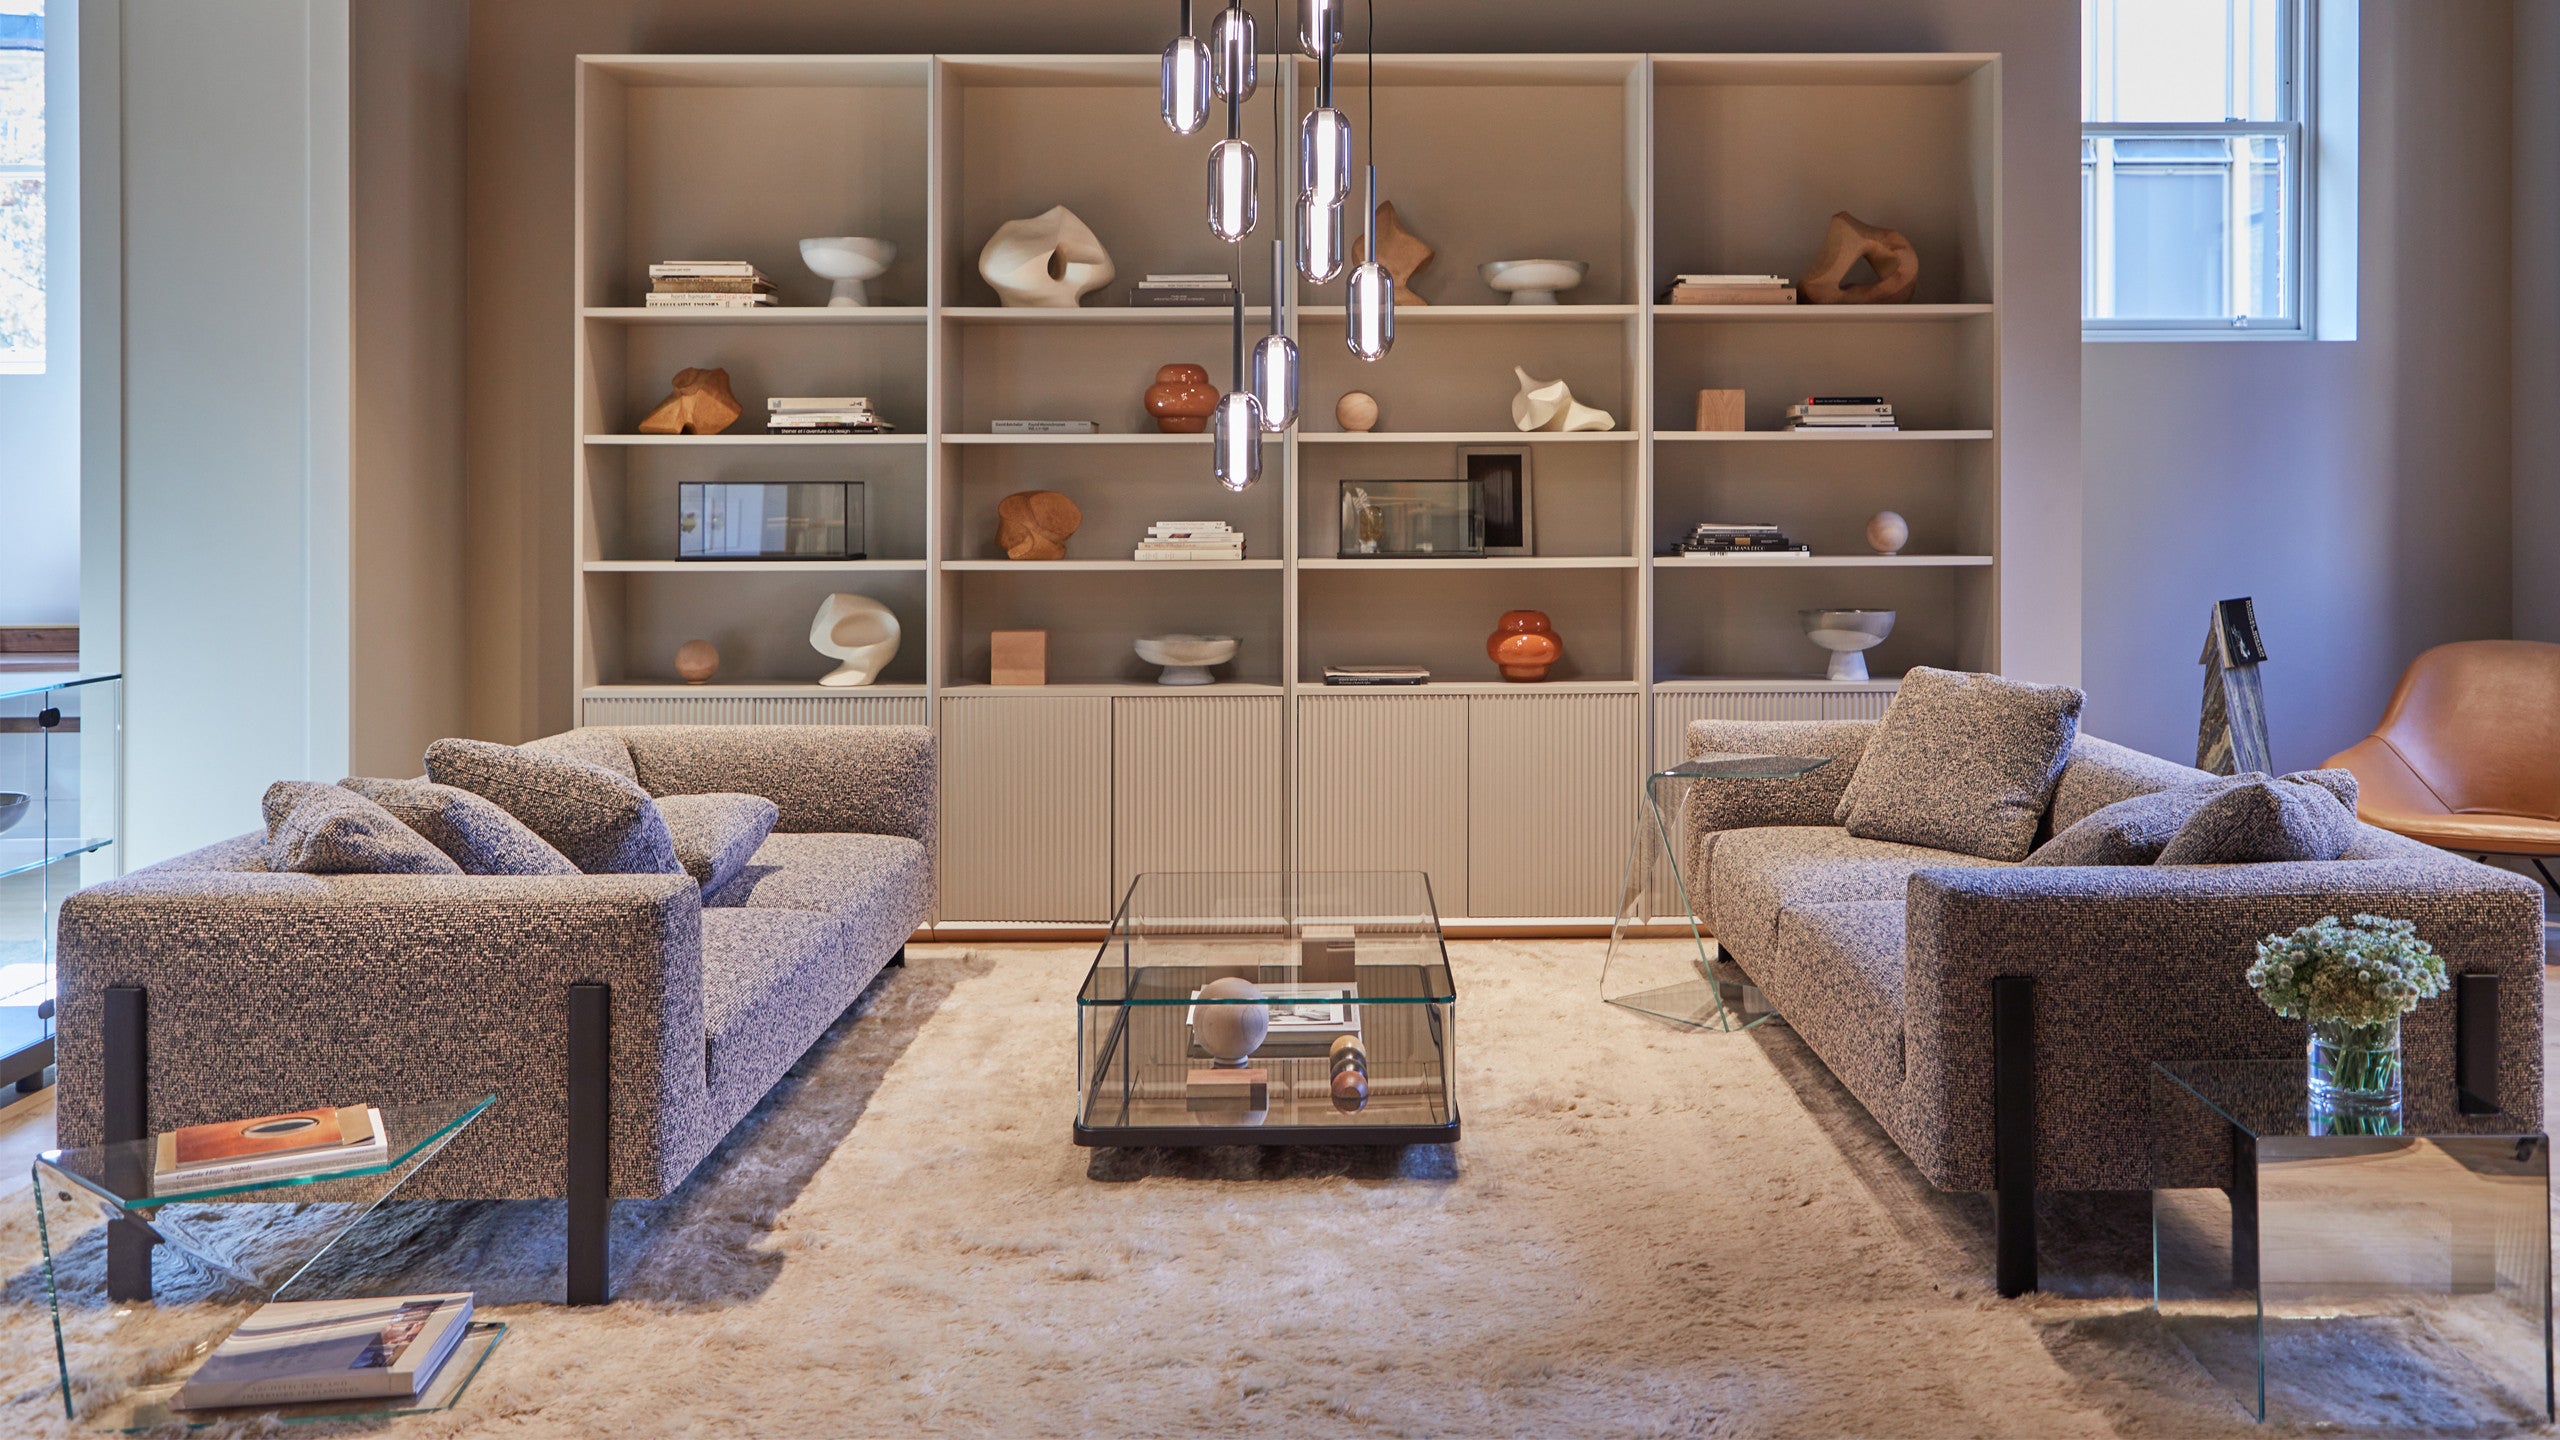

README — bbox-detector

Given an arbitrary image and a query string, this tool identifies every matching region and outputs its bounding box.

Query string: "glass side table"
[1600,754,1831,1032]
[2150,1060,2552,1426]
[33,1094,504,1430]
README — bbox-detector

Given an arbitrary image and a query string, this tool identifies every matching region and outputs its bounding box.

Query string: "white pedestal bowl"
[801,237,897,307]
[1481,259,1588,305]
[1800,609,1895,683]
[1135,634,1238,686]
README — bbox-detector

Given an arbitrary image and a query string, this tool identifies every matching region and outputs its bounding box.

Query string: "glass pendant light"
[1211,3,1257,100]
[1300,0,1342,59]
[1343,9,1391,358]
[1298,106,1352,208]
[1251,234,1299,430]
[1212,391,1264,491]
[1161,2,1211,136]
[1296,191,1344,284]
[1208,138,1257,242]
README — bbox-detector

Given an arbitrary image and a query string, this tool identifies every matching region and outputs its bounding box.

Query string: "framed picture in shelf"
[678,481,867,560]
[1458,448,1533,555]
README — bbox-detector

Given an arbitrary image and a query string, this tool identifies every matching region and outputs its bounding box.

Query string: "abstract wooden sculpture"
[1349,201,1433,305]
[1798,211,1919,305]
[636,367,744,435]
[996,490,1082,560]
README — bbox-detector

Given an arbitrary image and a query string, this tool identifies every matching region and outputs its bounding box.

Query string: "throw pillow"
[2155,773,2362,865]
[2026,768,2366,866]
[423,738,683,876]
[1832,666,2085,862]
[260,781,462,876]
[339,776,580,876]
[657,792,781,892]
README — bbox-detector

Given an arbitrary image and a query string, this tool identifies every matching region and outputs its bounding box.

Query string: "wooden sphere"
[1331,1068,1369,1112]
[1193,976,1269,1062]
[1336,390,1379,432]
[1866,510,1910,556]
[674,640,719,684]
[996,490,1082,561]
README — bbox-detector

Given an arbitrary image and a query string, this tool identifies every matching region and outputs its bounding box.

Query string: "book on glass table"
[153,1105,389,1196]
[174,1293,475,1411]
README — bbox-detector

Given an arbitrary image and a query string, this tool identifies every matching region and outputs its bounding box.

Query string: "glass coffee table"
[1075,872,1458,1147]
[2150,1060,2552,1425]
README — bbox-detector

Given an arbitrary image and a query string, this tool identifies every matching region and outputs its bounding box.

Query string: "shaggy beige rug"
[0,943,2545,1437]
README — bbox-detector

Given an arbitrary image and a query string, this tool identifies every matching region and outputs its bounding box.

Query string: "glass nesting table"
[1075,871,1458,1147]
[32,1093,503,1430]
[2150,1060,2552,1425]
[1600,753,1833,1031]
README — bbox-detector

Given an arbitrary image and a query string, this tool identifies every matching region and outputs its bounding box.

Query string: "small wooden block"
[1694,389,1745,432]
[990,629,1047,686]
[1186,1066,1270,1110]
[1300,924,1358,984]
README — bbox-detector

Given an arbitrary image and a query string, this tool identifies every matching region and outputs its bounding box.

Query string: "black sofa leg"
[2456,972,2501,1115]
[1992,976,2037,1298]
[566,983,612,1306]
[888,946,906,969]
[104,986,158,1303]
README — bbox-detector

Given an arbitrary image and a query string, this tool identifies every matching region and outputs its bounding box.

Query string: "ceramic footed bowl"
[1135,634,1238,686]
[800,237,896,306]
[1481,259,1588,305]
[0,792,27,835]
[1800,609,1896,682]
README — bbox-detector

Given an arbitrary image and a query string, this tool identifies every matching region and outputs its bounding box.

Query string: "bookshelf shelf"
[1652,303,1994,321]
[1299,556,1642,571]
[580,306,931,324]
[1654,429,1995,443]
[583,434,927,447]
[581,560,929,574]
[1653,554,1994,568]
[938,559,1282,572]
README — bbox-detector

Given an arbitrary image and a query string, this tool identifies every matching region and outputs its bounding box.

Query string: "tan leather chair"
[2324,639,2560,883]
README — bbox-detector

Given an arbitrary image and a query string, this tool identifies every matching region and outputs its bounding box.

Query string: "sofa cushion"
[1834,667,2084,862]
[518,727,638,782]
[699,906,853,1118]
[1705,825,2009,965]
[1768,900,1910,1093]
[2156,773,2363,865]
[338,777,580,876]
[1680,720,1872,831]
[259,782,462,876]
[2027,768,2362,867]
[423,738,682,876]
[660,792,781,893]
[705,831,934,964]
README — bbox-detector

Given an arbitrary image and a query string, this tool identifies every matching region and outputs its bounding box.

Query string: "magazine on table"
[174,1293,476,1410]
[1186,982,1362,1056]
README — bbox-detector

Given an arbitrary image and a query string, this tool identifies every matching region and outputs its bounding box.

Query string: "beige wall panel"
[580,693,929,728]
[939,693,1113,923]
[1295,694,1469,917]
[1112,695,1283,894]
[1468,693,1641,918]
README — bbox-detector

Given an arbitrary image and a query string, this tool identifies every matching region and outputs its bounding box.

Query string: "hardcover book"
[174,1294,475,1411]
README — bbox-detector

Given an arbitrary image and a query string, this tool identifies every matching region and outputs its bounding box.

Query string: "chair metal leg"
[103,986,158,1303]
[566,984,612,1305]
[1992,976,2038,1297]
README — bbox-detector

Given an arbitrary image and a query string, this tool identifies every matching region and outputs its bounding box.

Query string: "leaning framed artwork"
[1457,447,1534,556]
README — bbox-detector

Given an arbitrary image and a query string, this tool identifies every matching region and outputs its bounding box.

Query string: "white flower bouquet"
[2248,914,2448,1107]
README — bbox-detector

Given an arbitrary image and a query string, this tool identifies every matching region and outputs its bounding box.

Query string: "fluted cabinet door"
[1294,694,1469,916]
[938,694,1113,923]
[1468,692,1641,918]
[1113,695,1283,895]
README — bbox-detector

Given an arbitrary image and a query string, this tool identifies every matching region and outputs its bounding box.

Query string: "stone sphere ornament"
[1866,510,1910,556]
[674,640,720,685]
[1488,610,1564,682]
[1193,976,1270,1063]
[1145,363,1221,434]
[978,205,1115,308]
[1335,390,1379,432]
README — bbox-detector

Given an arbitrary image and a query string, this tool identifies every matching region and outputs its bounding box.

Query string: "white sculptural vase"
[1134,634,1238,686]
[978,205,1116,309]
[1510,366,1616,433]
[801,236,896,307]
[1800,609,1896,683]
[810,592,902,686]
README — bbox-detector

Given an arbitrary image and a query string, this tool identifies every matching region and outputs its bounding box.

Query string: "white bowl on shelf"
[800,236,897,307]
[1134,634,1238,686]
[1481,259,1589,305]
[0,792,27,835]
[1799,609,1896,682]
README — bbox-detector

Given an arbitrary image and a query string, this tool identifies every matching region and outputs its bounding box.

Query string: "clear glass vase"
[2306,1014,2403,1111]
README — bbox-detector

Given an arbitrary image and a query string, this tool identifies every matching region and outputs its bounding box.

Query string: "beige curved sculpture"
[978,205,1115,309]
[1799,211,1919,305]
[1510,366,1616,433]
[810,593,901,687]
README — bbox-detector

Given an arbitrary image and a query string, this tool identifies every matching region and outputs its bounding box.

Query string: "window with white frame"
[0,0,42,373]
[2083,0,2307,335]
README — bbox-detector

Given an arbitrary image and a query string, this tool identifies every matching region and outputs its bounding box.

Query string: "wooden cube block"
[1694,389,1746,432]
[990,629,1047,686]
[1185,1066,1270,1110]
[1299,924,1358,984]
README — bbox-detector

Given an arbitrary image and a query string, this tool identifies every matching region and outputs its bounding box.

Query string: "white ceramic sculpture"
[1481,258,1588,305]
[1193,976,1270,1062]
[1800,609,1896,683]
[800,236,896,307]
[1510,366,1616,433]
[978,205,1116,309]
[810,593,902,687]
[1866,510,1910,556]
[1134,634,1238,686]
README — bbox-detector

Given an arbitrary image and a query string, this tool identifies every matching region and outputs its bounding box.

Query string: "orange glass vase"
[1144,363,1220,434]
[1488,610,1563,682]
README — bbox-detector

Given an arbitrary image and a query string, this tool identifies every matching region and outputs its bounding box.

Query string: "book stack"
[766,396,895,434]
[1785,396,1897,432]
[1135,521,1245,562]
[1323,665,1429,685]
[991,419,1099,435]
[1677,522,1811,557]
[152,1105,391,1197]
[1663,273,1796,305]
[1130,273,1241,308]
[176,1294,477,1411]
[645,261,777,309]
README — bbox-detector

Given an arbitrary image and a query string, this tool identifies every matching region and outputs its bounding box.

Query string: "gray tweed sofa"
[55,724,935,1304]
[1679,718,2546,1296]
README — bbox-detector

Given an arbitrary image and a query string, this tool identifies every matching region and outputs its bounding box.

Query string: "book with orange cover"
[153,1106,387,1194]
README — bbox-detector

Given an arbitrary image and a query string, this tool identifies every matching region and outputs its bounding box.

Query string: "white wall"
[2515,2,2560,644]
[0,0,77,627]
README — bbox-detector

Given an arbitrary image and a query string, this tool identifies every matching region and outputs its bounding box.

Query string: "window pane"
[2084,0,2287,122]
[2111,161,2226,318]
[0,0,40,371]
[2244,134,2289,320]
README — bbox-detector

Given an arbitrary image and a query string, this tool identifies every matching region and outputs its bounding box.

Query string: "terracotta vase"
[1145,363,1220,434]
[1487,610,1563,682]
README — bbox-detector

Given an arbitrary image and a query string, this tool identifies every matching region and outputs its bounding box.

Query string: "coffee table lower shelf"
[1074,1116,1462,1148]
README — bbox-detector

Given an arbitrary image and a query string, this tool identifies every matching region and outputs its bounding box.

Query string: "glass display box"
[1337,479,1486,558]
[678,481,865,560]
[0,671,121,1093]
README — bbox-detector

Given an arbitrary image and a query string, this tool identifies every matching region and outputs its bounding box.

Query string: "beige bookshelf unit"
[572,51,2004,926]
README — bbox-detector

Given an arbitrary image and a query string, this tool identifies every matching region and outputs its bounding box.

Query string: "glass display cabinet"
[0,671,122,1093]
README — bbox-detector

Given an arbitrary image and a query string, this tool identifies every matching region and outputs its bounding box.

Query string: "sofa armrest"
[54,869,715,1200]
[605,724,936,853]
[1900,858,2545,1192]
[1673,719,1873,907]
